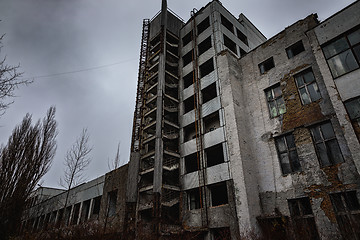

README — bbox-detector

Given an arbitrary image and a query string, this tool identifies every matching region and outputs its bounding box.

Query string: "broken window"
[223,34,237,54]
[183,71,194,89]
[183,49,194,67]
[92,196,102,215]
[184,152,199,173]
[187,188,202,210]
[236,28,248,46]
[286,40,305,58]
[310,122,344,167]
[294,69,321,105]
[184,95,197,114]
[275,133,301,174]
[288,197,320,240]
[182,30,193,46]
[198,36,212,56]
[204,111,220,133]
[206,143,225,167]
[71,203,80,225]
[210,182,228,206]
[184,122,198,141]
[322,28,360,78]
[80,199,91,222]
[345,97,360,122]
[329,191,360,239]
[220,14,234,33]
[107,190,117,217]
[199,58,214,78]
[197,17,210,35]
[202,83,217,103]
[259,57,275,74]
[265,84,286,118]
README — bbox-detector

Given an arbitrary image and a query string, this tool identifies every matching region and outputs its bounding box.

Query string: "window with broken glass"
[288,197,320,240]
[294,69,321,105]
[329,191,360,239]
[310,122,344,167]
[275,133,301,174]
[265,84,286,118]
[187,188,202,210]
[344,97,360,123]
[286,40,305,59]
[322,27,360,78]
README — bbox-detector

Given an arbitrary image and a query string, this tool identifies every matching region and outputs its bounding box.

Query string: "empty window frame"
[236,28,248,46]
[187,188,202,210]
[182,49,194,67]
[329,191,360,239]
[265,84,286,118]
[210,182,228,206]
[310,122,344,167]
[184,122,197,141]
[92,196,102,215]
[259,57,275,74]
[183,71,194,89]
[184,96,197,114]
[198,36,212,56]
[220,14,234,33]
[206,143,225,167]
[294,69,321,105]
[199,58,214,78]
[223,34,237,54]
[286,40,305,58]
[239,47,246,57]
[71,203,80,225]
[80,199,91,222]
[107,190,117,217]
[322,27,360,78]
[344,97,360,122]
[275,133,301,174]
[288,197,320,240]
[197,17,210,35]
[184,152,200,173]
[182,30,193,46]
[202,82,217,103]
[204,111,220,133]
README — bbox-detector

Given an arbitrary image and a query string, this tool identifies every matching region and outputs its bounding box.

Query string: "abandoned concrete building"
[20,0,360,239]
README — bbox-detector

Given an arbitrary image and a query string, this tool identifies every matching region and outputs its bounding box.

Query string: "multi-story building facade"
[21,1,360,239]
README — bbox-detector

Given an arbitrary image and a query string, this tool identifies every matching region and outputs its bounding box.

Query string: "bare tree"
[0,107,58,239]
[0,33,31,116]
[60,128,92,219]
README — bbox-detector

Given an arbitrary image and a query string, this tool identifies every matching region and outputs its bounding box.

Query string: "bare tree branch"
[0,107,58,239]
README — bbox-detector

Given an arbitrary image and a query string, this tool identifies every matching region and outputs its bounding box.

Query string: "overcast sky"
[0,0,356,189]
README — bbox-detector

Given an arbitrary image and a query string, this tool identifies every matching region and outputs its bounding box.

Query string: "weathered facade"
[21,1,360,239]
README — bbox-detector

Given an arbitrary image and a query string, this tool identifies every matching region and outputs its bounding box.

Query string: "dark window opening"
[275,133,301,174]
[184,122,197,141]
[71,203,80,225]
[198,37,212,56]
[221,14,234,33]
[259,57,275,74]
[223,34,237,54]
[165,62,178,76]
[183,71,194,89]
[163,169,179,186]
[206,143,225,167]
[310,122,344,167]
[183,49,194,67]
[65,206,72,225]
[288,197,320,240]
[80,199,91,222]
[197,17,210,35]
[258,217,289,240]
[330,191,360,239]
[185,152,199,173]
[199,58,214,78]
[212,227,231,240]
[239,47,246,57]
[182,30,193,46]
[184,96,197,114]
[188,188,202,210]
[92,196,102,215]
[150,34,161,47]
[56,209,64,226]
[286,40,305,58]
[210,182,228,206]
[108,190,118,217]
[294,69,321,105]
[202,83,217,104]
[166,31,178,45]
[345,97,360,121]
[204,111,220,133]
[236,28,248,46]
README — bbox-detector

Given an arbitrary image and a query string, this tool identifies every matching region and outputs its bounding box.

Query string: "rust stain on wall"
[293,128,312,145]
[281,64,325,132]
